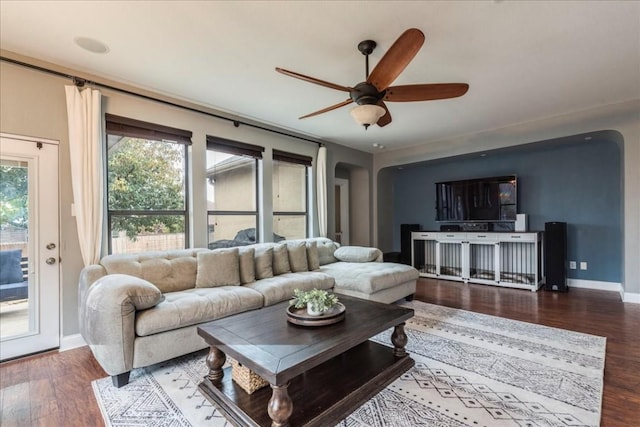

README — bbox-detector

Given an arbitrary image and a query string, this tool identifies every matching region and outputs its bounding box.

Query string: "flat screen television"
[436,175,517,222]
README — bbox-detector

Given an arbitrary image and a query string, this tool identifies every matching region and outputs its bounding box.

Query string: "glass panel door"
[0,134,60,360]
[0,158,30,338]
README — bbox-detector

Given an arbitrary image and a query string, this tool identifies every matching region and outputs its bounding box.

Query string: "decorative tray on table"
[286,303,346,326]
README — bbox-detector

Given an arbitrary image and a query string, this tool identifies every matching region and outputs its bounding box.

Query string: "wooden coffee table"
[197,295,414,427]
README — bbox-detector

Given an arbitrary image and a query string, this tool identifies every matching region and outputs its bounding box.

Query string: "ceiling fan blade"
[376,101,392,127]
[276,67,352,93]
[385,83,469,102]
[367,28,425,92]
[299,99,353,119]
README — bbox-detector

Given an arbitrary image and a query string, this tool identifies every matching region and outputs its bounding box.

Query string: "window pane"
[206,151,256,211]
[0,160,30,338]
[208,214,257,249]
[272,160,306,212]
[273,215,306,240]
[107,136,185,210]
[110,215,185,254]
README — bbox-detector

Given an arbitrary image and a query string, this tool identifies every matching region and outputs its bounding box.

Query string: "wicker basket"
[230,358,269,394]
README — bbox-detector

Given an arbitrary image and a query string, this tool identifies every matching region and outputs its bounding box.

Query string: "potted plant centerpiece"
[289,288,340,316]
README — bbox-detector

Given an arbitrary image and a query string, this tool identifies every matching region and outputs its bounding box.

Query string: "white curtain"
[65,85,103,266]
[316,145,327,237]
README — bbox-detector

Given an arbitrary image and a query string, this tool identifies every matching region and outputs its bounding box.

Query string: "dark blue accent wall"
[390,136,621,283]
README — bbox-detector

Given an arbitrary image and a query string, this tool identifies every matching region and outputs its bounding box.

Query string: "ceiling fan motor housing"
[350,82,385,105]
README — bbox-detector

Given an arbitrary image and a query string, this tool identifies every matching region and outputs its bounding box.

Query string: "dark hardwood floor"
[1,278,638,426]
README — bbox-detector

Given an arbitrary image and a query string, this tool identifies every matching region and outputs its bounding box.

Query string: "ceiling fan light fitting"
[350,104,386,129]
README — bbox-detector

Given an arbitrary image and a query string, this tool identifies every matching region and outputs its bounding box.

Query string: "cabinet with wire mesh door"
[436,233,466,281]
[467,233,499,284]
[412,231,543,291]
[496,233,543,290]
[410,232,438,277]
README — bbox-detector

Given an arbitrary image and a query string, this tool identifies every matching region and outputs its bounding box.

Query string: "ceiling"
[1,1,639,153]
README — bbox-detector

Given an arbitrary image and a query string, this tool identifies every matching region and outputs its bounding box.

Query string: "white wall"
[326,146,374,244]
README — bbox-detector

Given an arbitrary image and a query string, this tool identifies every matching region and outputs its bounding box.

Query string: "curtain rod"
[1,55,323,146]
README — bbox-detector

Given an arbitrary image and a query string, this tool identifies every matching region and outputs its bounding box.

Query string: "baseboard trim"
[622,292,640,304]
[59,333,86,352]
[567,279,639,304]
[567,279,621,292]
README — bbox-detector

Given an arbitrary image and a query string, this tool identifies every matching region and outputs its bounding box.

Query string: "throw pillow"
[254,246,274,279]
[195,248,240,288]
[272,244,291,275]
[316,238,339,265]
[0,249,24,285]
[238,247,256,284]
[334,246,382,263]
[287,241,308,272]
[306,241,320,271]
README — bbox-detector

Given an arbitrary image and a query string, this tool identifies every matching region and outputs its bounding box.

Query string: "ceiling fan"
[276,28,469,129]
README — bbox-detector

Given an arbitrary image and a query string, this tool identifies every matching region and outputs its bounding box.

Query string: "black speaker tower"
[544,221,568,292]
[400,224,420,265]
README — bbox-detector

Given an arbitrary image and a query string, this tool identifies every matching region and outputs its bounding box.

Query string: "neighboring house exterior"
[207,155,307,245]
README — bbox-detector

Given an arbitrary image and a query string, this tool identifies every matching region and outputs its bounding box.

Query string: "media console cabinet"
[411,231,544,291]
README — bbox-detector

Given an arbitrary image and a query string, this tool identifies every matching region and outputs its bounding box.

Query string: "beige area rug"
[92,301,606,427]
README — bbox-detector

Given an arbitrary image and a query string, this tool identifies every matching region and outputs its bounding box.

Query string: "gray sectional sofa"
[78,237,418,387]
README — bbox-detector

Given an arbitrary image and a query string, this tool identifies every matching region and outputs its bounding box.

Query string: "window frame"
[272,149,311,239]
[105,114,191,254]
[206,136,264,246]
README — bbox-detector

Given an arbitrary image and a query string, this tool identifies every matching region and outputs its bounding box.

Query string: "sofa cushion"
[311,237,339,265]
[195,248,240,288]
[238,247,256,284]
[254,245,274,279]
[135,286,264,336]
[334,246,382,263]
[287,241,308,272]
[272,244,291,275]
[244,271,334,306]
[320,262,418,294]
[99,249,207,293]
[306,241,320,271]
[0,249,23,285]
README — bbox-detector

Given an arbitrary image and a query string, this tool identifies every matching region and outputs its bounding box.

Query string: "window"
[206,136,263,249]
[106,114,191,254]
[272,150,311,240]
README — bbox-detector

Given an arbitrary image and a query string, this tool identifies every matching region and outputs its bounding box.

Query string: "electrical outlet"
[580,262,588,270]
[569,261,577,269]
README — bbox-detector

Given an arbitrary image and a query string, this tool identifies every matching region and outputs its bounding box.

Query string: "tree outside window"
[106,114,190,254]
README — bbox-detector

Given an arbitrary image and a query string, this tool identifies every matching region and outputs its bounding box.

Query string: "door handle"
[46,257,56,265]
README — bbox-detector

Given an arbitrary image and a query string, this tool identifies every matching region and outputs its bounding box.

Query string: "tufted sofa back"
[82,238,343,295]
[98,249,209,293]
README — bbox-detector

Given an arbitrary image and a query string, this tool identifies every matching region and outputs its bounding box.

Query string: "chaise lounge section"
[78,237,418,387]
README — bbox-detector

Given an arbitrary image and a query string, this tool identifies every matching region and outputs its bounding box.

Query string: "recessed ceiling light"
[74,37,109,54]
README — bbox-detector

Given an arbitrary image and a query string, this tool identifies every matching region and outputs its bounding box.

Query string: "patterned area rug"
[92,301,606,427]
